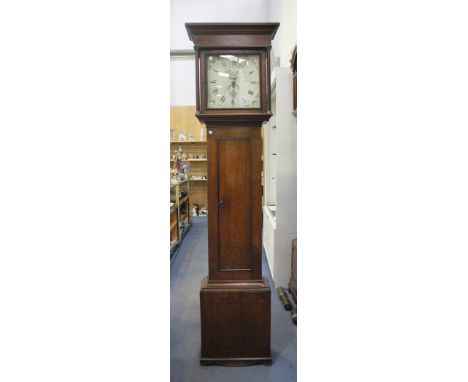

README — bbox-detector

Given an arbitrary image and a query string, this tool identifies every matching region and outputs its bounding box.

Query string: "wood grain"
[200,277,271,366]
[207,127,262,281]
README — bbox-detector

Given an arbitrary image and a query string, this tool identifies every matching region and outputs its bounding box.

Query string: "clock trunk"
[207,127,263,282]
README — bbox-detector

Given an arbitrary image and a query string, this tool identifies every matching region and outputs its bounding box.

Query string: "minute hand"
[228,78,239,106]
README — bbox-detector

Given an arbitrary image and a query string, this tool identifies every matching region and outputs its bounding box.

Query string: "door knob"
[218,200,225,207]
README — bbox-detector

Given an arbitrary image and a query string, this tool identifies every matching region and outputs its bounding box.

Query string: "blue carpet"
[170,217,297,382]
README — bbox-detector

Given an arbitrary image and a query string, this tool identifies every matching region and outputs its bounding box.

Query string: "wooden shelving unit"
[170,158,207,162]
[170,180,192,256]
[170,141,206,144]
[170,106,208,217]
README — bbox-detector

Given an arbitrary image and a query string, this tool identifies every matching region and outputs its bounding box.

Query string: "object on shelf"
[200,128,204,141]
[181,163,190,176]
[277,286,292,310]
[179,133,186,141]
[170,172,187,183]
[171,146,183,174]
[191,174,207,180]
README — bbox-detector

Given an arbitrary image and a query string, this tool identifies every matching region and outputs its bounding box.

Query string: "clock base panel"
[200,356,272,367]
[200,276,271,366]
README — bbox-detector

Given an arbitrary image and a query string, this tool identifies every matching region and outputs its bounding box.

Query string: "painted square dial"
[207,54,261,109]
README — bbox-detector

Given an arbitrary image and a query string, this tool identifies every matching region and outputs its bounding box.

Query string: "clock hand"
[228,78,238,105]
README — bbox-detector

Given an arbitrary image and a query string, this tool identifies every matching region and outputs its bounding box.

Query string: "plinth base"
[200,356,272,367]
[200,277,272,366]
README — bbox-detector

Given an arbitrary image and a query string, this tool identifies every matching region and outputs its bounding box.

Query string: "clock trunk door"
[207,127,262,281]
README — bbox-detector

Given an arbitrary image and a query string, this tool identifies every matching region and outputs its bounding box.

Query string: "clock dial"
[207,54,260,109]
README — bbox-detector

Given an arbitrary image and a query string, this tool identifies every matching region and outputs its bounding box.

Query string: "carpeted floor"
[170,216,297,382]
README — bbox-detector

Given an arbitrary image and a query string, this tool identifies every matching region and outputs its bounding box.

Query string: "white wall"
[171,0,271,50]
[269,0,297,67]
[170,58,196,106]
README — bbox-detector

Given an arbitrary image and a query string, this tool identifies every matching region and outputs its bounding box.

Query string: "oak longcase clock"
[186,22,279,366]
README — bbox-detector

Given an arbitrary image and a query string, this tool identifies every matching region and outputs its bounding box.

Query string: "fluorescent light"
[220,55,237,61]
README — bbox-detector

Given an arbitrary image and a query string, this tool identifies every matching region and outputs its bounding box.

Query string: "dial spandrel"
[207,54,260,109]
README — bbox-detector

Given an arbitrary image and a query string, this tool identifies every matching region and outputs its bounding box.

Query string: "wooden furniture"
[288,239,297,301]
[186,22,279,366]
[291,45,297,116]
[170,106,208,214]
[170,141,208,214]
[262,67,297,288]
[169,180,191,256]
[170,203,178,254]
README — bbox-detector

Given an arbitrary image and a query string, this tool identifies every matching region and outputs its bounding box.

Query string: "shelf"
[171,141,207,144]
[171,179,188,185]
[170,159,207,162]
[170,241,178,253]
[190,178,207,181]
[263,205,277,229]
[170,220,178,230]
[170,204,177,213]
[179,195,189,204]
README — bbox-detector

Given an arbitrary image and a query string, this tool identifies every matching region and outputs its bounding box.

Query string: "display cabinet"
[171,106,208,215]
[169,180,192,256]
[262,66,297,288]
[170,201,178,254]
[170,141,208,215]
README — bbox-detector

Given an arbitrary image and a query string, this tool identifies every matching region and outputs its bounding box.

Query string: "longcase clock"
[186,22,279,366]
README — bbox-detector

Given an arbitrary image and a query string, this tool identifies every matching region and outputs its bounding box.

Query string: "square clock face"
[206,54,260,109]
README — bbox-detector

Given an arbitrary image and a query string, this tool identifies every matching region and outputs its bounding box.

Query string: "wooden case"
[200,277,271,366]
[186,22,279,367]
